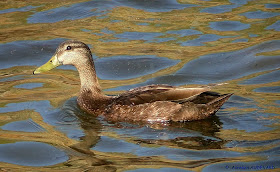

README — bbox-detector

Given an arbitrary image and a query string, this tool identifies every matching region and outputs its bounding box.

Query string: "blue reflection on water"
[108,40,280,90]
[115,32,163,41]
[253,86,280,93]
[0,101,52,114]
[0,38,66,69]
[241,10,280,19]
[201,0,250,14]
[230,0,250,5]
[240,70,280,85]
[249,34,258,37]
[1,119,45,132]
[0,99,84,140]
[232,38,248,43]
[0,75,25,82]
[181,34,231,46]
[219,111,277,132]
[28,1,111,23]
[95,55,180,80]
[102,28,115,34]
[266,21,280,31]
[226,139,280,148]
[102,29,203,43]
[210,21,250,31]
[265,4,280,9]
[166,29,202,37]
[0,142,68,167]
[14,83,43,89]
[28,0,197,23]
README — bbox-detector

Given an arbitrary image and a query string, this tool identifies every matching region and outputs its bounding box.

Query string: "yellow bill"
[33,55,61,74]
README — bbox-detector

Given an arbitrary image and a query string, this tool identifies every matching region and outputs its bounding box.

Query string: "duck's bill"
[33,55,61,74]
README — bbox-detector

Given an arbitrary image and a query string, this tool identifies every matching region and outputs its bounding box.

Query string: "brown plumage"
[33,40,233,123]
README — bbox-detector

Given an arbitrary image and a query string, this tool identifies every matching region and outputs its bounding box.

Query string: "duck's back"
[104,85,232,122]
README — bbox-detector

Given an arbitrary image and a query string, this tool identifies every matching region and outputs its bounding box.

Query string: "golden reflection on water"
[0,69,279,169]
[0,0,280,171]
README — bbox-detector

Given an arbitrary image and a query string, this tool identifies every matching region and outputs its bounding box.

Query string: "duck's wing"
[108,90,233,122]
[114,85,210,105]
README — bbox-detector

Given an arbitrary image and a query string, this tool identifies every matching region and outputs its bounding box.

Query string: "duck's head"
[33,40,92,74]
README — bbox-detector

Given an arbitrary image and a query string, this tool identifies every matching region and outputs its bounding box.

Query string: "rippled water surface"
[0,0,279,171]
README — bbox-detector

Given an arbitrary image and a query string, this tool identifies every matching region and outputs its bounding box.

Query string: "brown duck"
[33,40,232,122]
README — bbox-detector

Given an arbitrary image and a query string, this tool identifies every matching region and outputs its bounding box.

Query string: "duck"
[33,40,233,122]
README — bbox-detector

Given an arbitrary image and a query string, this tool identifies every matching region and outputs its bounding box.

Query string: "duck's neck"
[75,59,102,96]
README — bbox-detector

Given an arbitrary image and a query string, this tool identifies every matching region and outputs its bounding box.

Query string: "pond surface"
[0,0,279,171]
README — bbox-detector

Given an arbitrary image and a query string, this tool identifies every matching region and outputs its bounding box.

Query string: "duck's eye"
[66,46,72,50]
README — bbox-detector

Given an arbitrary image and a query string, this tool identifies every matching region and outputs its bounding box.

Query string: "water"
[0,0,279,171]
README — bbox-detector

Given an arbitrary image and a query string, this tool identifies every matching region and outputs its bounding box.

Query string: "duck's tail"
[171,92,233,122]
[206,93,233,115]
